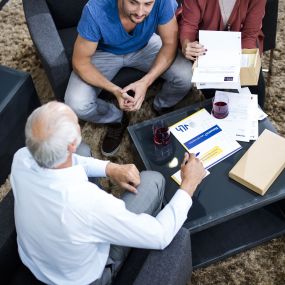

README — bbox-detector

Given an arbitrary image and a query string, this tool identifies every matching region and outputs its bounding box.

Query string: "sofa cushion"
[58,27,78,62]
[10,265,45,285]
[0,192,20,284]
[46,0,87,29]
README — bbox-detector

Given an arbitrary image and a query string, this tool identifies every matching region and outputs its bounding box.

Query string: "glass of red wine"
[152,120,171,145]
[212,93,229,119]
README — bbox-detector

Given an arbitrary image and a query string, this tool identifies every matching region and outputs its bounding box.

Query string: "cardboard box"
[229,129,285,196]
[240,48,261,86]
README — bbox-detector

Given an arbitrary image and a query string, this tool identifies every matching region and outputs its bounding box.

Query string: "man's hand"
[122,79,149,111]
[72,35,136,108]
[180,153,206,197]
[106,162,140,193]
[182,40,206,61]
[113,87,136,111]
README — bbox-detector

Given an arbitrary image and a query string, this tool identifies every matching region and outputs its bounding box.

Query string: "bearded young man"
[65,0,193,157]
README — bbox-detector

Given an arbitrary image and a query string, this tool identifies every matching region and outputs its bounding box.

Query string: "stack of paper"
[213,88,267,142]
[212,90,258,142]
[192,30,241,89]
[169,108,242,185]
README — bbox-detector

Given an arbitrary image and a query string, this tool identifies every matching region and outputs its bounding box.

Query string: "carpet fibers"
[0,0,285,284]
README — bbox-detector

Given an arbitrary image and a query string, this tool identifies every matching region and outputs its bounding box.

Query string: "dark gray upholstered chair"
[0,190,192,285]
[22,0,146,102]
[262,0,279,85]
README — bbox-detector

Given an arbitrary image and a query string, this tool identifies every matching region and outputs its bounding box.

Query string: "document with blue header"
[169,108,242,185]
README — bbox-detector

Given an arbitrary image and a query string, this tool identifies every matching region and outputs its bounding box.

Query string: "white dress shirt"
[10,147,192,285]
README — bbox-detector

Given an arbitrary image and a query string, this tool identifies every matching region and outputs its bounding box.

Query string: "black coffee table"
[128,99,285,269]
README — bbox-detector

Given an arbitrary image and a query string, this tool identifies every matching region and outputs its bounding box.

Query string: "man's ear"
[67,140,77,153]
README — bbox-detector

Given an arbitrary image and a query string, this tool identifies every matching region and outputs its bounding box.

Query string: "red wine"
[153,127,170,145]
[212,101,229,119]
[214,101,227,107]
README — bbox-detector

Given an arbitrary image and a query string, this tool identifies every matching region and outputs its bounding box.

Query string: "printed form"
[212,91,259,142]
[192,30,242,89]
[169,109,241,185]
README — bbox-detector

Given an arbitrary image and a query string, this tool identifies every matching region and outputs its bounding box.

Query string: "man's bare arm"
[122,16,178,111]
[140,16,178,87]
[72,35,134,108]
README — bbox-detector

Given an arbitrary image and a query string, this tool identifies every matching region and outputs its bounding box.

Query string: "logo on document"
[175,124,189,132]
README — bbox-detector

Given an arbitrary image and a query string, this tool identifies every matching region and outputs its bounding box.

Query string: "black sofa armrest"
[0,191,21,284]
[23,0,71,101]
[115,228,192,285]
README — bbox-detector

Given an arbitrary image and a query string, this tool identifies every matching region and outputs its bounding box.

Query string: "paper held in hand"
[192,31,261,89]
[169,108,242,185]
[192,30,241,89]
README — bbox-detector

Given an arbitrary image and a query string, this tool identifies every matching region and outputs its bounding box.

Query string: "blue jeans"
[65,33,193,124]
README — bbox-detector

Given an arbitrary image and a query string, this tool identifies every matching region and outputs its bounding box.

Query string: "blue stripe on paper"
[184,125,222,149]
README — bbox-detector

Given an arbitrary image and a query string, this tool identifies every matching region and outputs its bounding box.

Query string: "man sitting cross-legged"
[65,0,193,157]
[10,101,205,285]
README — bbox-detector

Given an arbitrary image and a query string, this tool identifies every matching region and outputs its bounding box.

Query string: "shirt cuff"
[169,189,193,211]
[93,159,110,177]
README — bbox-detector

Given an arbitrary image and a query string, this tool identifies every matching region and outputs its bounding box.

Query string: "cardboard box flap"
[240,48,261,86]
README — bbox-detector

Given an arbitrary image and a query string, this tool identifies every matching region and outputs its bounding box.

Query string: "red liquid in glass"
[212,101,229,119]
[153,127,170,145]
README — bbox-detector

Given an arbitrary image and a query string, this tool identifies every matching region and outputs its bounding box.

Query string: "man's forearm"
[73,61,120,96]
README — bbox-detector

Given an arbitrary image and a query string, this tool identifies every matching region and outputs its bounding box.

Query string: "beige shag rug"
[0,0,285,284]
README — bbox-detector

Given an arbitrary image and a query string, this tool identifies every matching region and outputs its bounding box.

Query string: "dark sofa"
[0,190,192,285]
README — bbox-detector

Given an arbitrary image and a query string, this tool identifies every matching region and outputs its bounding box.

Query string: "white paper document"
[169,109,242,185]
[192,30,242,89]
[196,81,241,90]
[172,169,210,186]
[198,30,241,68]
[212,91,259,142]
[239,86,268,120]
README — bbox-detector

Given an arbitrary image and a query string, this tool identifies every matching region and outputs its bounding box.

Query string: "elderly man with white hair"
[10,101,205,285]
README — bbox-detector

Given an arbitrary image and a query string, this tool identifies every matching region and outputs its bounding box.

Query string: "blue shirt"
[78,0,178,55]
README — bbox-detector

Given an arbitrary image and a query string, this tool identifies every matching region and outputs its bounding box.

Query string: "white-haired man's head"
[25,102,82,168]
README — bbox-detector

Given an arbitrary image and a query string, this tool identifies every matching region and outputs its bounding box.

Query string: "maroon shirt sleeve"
[179,0,203,45]
[241,0,266,49]
[179,0,266,51]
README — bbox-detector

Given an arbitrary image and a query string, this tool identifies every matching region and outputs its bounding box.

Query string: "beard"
[129,13,147,24]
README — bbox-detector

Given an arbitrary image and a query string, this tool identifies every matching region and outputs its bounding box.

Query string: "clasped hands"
[114,79,148,112]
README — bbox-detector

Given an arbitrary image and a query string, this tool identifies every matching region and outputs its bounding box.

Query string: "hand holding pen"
[180,152,206,197]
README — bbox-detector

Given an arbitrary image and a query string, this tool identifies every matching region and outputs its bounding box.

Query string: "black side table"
[0,65,41,185]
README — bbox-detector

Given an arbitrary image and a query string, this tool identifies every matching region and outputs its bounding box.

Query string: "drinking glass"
[152,120,171,145]
[212,93,229,119]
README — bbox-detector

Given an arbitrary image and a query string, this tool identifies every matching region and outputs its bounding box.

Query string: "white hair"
[25,102,82,168]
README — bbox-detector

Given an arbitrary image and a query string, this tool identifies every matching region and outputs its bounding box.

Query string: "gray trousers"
[65,33,193,124]
[90,170,165,285]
